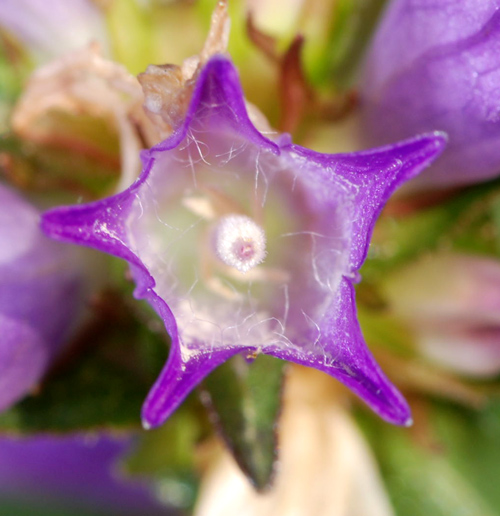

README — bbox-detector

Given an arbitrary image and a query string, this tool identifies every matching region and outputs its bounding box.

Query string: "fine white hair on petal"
[214,214,267,273]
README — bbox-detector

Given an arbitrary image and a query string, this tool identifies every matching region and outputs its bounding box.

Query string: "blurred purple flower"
[0,0,109,61]
[42,55,445,429]
[360,0,500,190]
[0,434,173,515]
[383,253,500,377]
[0,184,83,412]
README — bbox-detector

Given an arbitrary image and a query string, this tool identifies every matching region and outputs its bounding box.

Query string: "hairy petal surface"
[43,55,445,428]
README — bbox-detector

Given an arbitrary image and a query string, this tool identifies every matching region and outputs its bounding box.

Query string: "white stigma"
[214,214,267,273]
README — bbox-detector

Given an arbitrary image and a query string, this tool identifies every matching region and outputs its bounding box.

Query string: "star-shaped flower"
[42,55,445,429]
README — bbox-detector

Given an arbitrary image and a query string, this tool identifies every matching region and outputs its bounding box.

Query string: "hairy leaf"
[201,354,285,491]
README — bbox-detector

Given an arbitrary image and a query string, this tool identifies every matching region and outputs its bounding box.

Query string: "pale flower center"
[213,214,267,273]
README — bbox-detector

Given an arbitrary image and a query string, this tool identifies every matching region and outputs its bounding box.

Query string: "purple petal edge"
[269,279,411,426]
[285,131,447,270]
[141,344,252,429]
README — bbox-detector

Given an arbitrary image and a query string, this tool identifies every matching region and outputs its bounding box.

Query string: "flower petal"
[267,278,411,425]
[0,314,46,411]
[0,0,109,61]
[285,132,447,269]
[41,189,141,267]
[0,185,84,411]
[360,0,500,189]
[141,343,251,428]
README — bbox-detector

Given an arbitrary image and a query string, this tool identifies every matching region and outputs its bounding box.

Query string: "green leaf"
[0,290,168,433]
[0,35,32,130]
[0,131,121,200]
[106,0,207,76]
[433,400,500,511]
[123,410,203,511]
[305,0,388,89]
[106,0,155,75]
[201,354,285,490]
[359,399,500,516]
[0,498,100,516]
[356,305,416,358]
[125,412,200,476]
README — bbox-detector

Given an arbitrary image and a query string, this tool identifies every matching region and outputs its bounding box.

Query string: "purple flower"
[360,0,500,190]
[42,55,445,428]
[0,184,83,412]
[0,0,109,61]
[0,434,172,515]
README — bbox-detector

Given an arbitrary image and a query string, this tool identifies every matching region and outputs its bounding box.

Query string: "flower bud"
[383,253,500,377]
[360,0,500,190]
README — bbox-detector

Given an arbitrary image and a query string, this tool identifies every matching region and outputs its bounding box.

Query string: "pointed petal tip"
[383,130,449,186]
[199,54,242,97]
[141,402,167,430]
[417,131,448,163]
[403,416,414,428]
[386,129,447,153]
[203,52,234,72]
[421,130,448,155]
[399,130,448,158]
[141,407,165,430]
[187,53,236,91]
[40,204,93,245]
[379,396,413,427]
[433,129,449,143]
[40,207,69,240]
[141,418,153,431]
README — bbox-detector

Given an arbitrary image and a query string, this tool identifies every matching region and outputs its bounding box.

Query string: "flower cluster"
[4,0,500,512]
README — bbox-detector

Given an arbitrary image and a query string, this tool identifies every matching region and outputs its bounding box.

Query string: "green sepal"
[201,354,286,491]
[123,410,204,512]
